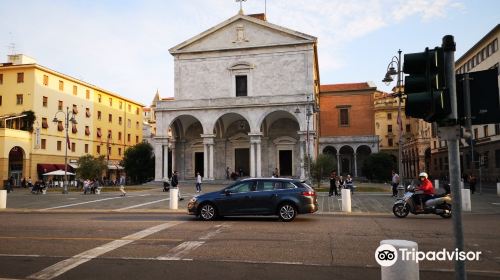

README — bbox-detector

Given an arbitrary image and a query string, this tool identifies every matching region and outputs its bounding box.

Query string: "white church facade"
[154,13,320,181]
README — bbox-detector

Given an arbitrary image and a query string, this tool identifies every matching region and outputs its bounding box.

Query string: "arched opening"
[356,145,372,177]
[339,146,354,176]
[8,146,25,187]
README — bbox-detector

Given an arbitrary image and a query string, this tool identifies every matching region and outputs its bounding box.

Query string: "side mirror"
[224,189,231,196]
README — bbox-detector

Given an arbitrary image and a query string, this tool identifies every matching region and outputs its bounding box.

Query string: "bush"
[310,154,336,188]
[361,153,396,182]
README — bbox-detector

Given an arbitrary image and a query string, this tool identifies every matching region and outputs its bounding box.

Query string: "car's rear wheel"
[278,203,297,222]
[199,203,217,221]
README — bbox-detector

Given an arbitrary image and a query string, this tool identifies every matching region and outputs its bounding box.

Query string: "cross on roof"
[235,0,247,14]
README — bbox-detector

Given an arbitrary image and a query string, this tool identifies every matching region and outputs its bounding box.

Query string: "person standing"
[329,171,338,197]
[468,174,477,194]
[171,171,183,201]
[345,174,354,194]
[119,175,126,196]
[195,172,202,193]
[391,170,400,197]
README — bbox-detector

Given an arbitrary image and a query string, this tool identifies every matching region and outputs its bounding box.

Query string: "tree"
[77,154,107,180]
[361,153,396,182]
[121,142,155,184]
[310,154,336,188]
[21,110,36,132]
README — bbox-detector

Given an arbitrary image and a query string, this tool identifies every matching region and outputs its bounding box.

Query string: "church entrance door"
[194,152,204,177]
[279,150,292,177]
[234,148,250,177]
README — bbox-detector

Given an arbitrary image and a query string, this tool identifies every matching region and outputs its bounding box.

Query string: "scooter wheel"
[439,204,452,219]
[393,203,409,218]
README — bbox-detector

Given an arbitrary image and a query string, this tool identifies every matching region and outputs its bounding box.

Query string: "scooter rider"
[415,172,435,210]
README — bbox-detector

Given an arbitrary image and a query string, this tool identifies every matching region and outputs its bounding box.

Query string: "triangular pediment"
[169,14,316,54]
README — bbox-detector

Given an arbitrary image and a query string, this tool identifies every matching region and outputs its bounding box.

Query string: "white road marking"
[113,198,170,211]
[39,197,124,211]
[157,224,229,261]
[27,221,185,280]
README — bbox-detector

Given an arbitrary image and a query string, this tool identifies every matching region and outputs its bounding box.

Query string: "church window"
[339,108,349,126]
[236,75,247,97]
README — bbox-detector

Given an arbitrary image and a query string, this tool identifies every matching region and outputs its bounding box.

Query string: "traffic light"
[403,47,450,122]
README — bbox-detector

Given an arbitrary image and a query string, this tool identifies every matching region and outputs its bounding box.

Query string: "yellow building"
[0,54,144,186]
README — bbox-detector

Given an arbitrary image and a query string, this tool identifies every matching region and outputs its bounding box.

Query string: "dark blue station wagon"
[187,178,318,222]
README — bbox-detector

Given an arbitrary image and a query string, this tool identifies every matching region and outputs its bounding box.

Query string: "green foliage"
[21,110,36,132]
[76,154,108,180]
[361,153,396,181]
[121,142,155,184]
[310,154,336,188]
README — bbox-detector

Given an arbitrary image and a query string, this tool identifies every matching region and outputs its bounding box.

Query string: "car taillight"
[301,191,316,196]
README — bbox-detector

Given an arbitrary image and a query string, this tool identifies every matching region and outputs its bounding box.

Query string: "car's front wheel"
[199,203,217,221]
[278,203,297,222]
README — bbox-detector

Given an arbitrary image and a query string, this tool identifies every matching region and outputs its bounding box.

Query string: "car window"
[228,181,255,193]
[273,181,296,190]
[257,181,275,191]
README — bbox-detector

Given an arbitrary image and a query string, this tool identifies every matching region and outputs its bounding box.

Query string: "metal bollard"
[0,190,6,209]
[379,240,419,280]
[341,188,351,212]
[461,189,471,212]
[170,188,179,209]
[397,185,405,198]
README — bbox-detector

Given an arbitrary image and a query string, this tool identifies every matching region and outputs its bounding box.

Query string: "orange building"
[319,82,379,177]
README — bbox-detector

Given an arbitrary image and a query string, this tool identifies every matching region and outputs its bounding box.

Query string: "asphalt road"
[1,212,499,280]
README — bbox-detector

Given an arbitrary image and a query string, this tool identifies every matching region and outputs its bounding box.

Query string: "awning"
[37,163,75,173]
[107,165,124,170]
[69,163,79,169]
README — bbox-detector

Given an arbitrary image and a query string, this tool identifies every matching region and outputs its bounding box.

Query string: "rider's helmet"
[418,172,428,178]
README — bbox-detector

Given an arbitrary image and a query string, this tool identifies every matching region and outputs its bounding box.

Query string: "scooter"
[393,185,452,218]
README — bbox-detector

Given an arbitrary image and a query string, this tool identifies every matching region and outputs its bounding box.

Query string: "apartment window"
[388,125,393,133]
[136,121,139,129]
[73,85,77,96]
[43,75,48,86]
[17,72,24,83]
[72,123,78,134]
[85,108,91,118]
[97,128,102,138]
[339,108,349,126]
[98,94,102,103]
[43,96,48,107]
[387,113,392,120]
[235,75,247,97]
[41,139,46,149]
[483,125,489,137]
[86,90,90,99]
[57,121,64,131]
[388,138,393,147]
[58,100,63,110]
[127,119,131,128]
[59,80,64,91]
[107,130,112,139]
[85,144,89,153]
[0,73,3,84]
[0,95,2,106]
[72,104,78,114]
[127,133,131,142]
[128,104,131,112]
[108,114,112,123]
[118,117,122,125]
[406,124,411,133]
[474,128,478,139]
[433,141,437,149]
[57,141,62,151]
[42,118,48,129]
[109,97,112,106]
[118,132,122,141]
[119,101,123,109]
[495,124,500,135]
[85,126,90,136]
[97,111,102,120]
[71,143,76,152]
[118,148,122,156]
[136,135,139,143]
[16,94,23,105]
[108,146,112,156]
[97,145,101,154]
[136,107,140,115]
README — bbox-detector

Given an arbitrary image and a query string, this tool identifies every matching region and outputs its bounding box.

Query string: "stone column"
[202,134,215,180]
[203,143,208,180]
[298,133,306,180]
[170,142,176,176]
[250,141,255,177]
[353,153,358,177]
[154,137,168,182]
[209,142,214,180]
[163,141,169,181]
[256,139,262,177]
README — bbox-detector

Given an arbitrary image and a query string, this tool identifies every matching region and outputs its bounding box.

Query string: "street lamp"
[382,49,405,186]
[53,106,77,194]
[295,95,314,182]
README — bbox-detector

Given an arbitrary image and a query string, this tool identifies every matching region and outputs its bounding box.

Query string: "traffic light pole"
[438,35,466,280]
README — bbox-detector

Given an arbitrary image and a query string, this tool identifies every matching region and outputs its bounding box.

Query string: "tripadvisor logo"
[375,244,482,266]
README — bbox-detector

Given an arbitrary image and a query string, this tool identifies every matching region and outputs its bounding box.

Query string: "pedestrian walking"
[329,170,338,197]
[171,171,183,201]
[468,174,477,194]
[195,172,202,193]
[119,175,126,196]
[391,170,400,197]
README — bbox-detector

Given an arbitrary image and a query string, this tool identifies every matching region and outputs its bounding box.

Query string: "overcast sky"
[1,0,498,106]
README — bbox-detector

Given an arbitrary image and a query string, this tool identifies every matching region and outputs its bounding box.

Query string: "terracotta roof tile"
[320,82,372,92]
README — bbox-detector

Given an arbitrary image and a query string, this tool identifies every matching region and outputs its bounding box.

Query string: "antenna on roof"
[7,32,17,55]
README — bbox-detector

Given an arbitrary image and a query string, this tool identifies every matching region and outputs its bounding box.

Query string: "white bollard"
[341,188,351,212]
[460,181,464,189]
[0,190,6,209]
[170,188,179,209]
[434,180,439,190]
[461,189,471,212]
[497,183,500,197]
[379,240,419,280]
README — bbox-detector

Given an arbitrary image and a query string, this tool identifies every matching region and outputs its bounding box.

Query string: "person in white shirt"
[195,172,202,193]
[391,170,400,197]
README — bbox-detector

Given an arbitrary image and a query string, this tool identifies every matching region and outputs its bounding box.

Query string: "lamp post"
[53,106,77,194]
[382,49,404,186]
[295,95,314,181]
